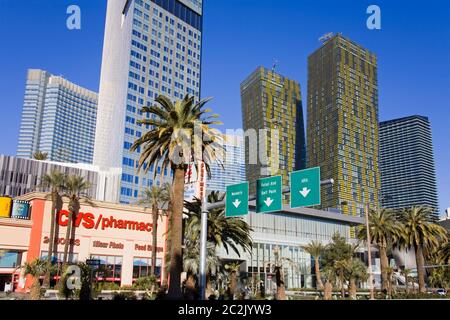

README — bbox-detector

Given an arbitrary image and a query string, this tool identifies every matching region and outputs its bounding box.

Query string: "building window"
[0,251,22,269]
[91,255,123,282]
[133,257,161,279]
[40,251,78,265]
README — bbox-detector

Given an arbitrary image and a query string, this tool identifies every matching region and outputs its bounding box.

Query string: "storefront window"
[40,251,78,264]
[91,255,122,281]
[133,257,161,280]
[0,251,21,268]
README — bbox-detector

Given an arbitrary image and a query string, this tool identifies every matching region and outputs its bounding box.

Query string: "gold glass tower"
[241,66,306,197]
[307,34,380,217]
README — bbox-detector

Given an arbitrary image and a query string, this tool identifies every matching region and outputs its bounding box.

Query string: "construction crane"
[271,59,278,74]
[319,32,334,43]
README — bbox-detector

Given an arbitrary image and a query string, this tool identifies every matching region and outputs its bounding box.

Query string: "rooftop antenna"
[319,32,334,43]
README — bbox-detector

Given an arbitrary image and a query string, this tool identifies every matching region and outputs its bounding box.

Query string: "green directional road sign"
[256,176,282,213]
[290,167,321,208]
[226,182,249,217]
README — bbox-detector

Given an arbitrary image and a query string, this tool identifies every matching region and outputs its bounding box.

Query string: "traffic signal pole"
[198,178,334,300]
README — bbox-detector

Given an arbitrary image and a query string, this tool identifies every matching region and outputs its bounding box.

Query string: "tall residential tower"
[93,0,203,203]
[241,66,306,196]
[379,115,439,214]
[307,34,381,216]
[17,69,98,164]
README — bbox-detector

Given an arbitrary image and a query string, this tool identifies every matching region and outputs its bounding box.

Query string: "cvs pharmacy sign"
[57,210,153,233]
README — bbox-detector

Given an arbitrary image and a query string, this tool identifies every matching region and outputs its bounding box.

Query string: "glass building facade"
[217,207,360,290]
[17,69,98,164]
[206,134,245,193]
[94,0,203,203]
[240,67,306,198]
[307,34,381,220]
[379,115,439,215]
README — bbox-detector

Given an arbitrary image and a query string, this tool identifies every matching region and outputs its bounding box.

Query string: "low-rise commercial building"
[0,192,166,292]
[0,155,121,203]
[218,202,365,291]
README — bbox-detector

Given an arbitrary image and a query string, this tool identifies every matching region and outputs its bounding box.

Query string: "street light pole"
[365,203,375,300]
[199,194,208,300]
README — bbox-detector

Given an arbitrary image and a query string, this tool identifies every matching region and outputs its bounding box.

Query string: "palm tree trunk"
[30,280,42,300]
[230,271,237,298]
[324,280,333,300]
[415,245,426,293]
[167,168,185,299]
[314,257,324,290]
[151,204,158,276]
[162,218,171,289]
[43,191,57,288]
[62,202,74,266]
[275,267,286,300]
[349,278,357,300]
[206,275,213,298]
[379,245,389,293]
[405,275,409,294]
[185,273,196,300]
[339,271,345,298]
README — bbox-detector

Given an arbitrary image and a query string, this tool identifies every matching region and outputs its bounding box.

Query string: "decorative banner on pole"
[290,167,321,208]
[256,176,282,213]
[225,182,249,217]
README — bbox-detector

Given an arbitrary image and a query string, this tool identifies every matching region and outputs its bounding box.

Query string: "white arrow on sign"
[232,199,241,208]
[264,197,274,207]
[299,187,311,198]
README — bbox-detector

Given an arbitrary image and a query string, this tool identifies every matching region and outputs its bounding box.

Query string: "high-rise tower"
[17,69,98,164]
[380,115,439,214]
[241,66,306,196]
[93,0,203,203]
[307,34,380,216]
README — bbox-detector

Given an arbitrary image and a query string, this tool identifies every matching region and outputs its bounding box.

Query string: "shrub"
[96,282,120,291]
[132,275,159,291]
[112,291,137,300]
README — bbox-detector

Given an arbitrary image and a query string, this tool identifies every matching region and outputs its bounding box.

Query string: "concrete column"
[121,240,134,287]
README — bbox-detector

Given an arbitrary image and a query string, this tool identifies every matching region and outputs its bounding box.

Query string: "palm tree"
[33,151,48,161]
[358,208,402,293]
[224,262,241,299]
[62,175,91,265]
[265,246,297,300]
[301,240,325,290]
[138,185,170,276]
[131,95,223,298]
[397,206,448,293]
[345,258,368,300]
[39,170,66,288]
[322,266,335,300]
[322,233,359,298]
[400,268,412,293]
[385,265,395,297]
[184,192,252,257]
[23,258,48,300]
[438,240,450,264]
[334,259,348,298]
[183,240,220,299]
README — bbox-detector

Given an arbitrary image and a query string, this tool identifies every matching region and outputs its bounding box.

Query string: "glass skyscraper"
[240,66,306,197]
[93,0,203,203]
[206,134,245,193]
[16,69,98,164]
[379,115,439,214]
[307,34,381,218]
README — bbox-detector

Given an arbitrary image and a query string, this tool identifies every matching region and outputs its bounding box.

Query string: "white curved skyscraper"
[94,0,203,203]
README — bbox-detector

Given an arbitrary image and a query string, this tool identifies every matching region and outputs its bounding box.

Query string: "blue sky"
[0,0,449,213]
